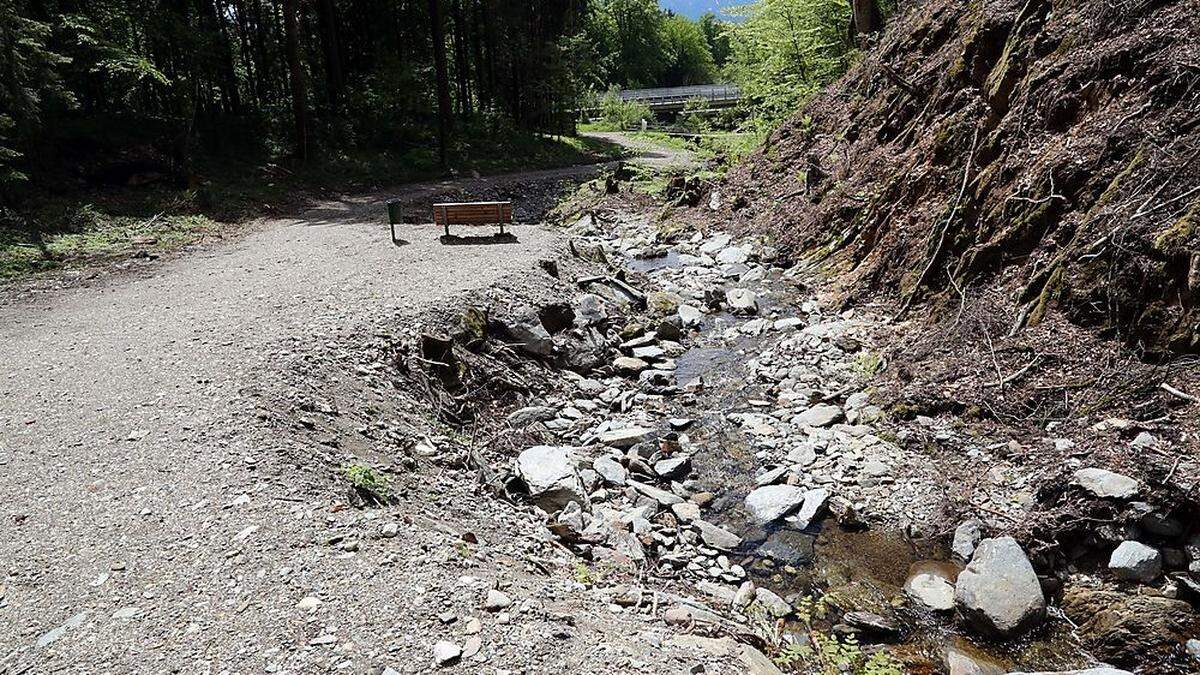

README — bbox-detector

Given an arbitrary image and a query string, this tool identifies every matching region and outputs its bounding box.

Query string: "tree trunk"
[451,0,472,119]
[282,0,308,160]
[428,0,454,166]
[315,0,344,109]
[849,0,883,42]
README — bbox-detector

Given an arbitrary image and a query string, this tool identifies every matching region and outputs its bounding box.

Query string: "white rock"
[484,588,512,611]
[744,484,807,524]
[1072,468,1139,499]
[1108,540,1161,582]
[794,404,843,428]
[432,640,461,666]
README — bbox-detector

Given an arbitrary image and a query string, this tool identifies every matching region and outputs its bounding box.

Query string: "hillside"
[728,0,1198,357]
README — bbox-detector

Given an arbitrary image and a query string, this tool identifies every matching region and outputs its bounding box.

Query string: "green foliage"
[772,595,904,675]
[661,14,716,86]
[0,0,73,191]
[853,351,884,378]
[699,13,732,67]
[585,0,721,89]
[724,0,857,124]
[343,463,393,506]
[588,0,668,88]
[597,88,653,130]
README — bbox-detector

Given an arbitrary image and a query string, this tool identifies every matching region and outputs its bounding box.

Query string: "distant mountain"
[658,0,741,20]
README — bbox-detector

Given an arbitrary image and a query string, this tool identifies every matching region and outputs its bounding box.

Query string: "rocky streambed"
[396,192,1200,673]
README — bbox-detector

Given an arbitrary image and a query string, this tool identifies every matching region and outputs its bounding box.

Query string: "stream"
[621,241,1086,673]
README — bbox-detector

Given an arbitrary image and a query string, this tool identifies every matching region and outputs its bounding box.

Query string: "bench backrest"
[433,201,513,225]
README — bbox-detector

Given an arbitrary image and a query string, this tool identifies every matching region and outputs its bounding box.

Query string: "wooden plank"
[432,200,513,226]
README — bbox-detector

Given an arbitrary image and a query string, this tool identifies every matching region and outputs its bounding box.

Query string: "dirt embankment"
[725,0,1200,512]
[728,0,1199,353]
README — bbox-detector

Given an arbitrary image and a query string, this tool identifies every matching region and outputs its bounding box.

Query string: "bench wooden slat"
[431,200,513,235]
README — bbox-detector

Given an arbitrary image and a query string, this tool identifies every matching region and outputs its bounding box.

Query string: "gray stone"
[786,488,829,530]
[695,519,742,550]
[716,246,749,264]
[599,427,653,448]
[699,233,732,255]
[1130,431,1157,449]
[725,288,758,315]
[678,304,703,328]
[744,484,807,524]
[36,611,89,648]
[753,587,791,617]
[484,589,512,611]
[1072,468,1139,500]
[593,456,628,487]
[671,501,701,522]
[787,445,817,467]
[514,446,586,513]
[739,645,785,675]
[794,404,843,428]
[632,345,666,361]
[613,356,650,374]
[1108,541,1162,582]
[952,520,984,562]
[573,293,608,327]
[629,480,683,506]
[507,405,557,427]
[654,455,692,481]
[499,307,553,356]
[954,536,1045,638]
[843,611,900,638]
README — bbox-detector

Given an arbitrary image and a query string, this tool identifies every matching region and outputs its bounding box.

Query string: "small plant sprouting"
[343,463,394,507]
[853,351,884,379]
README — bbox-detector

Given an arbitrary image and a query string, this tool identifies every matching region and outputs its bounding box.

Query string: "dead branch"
[894,126,980,321]
[1161,382,1199,404]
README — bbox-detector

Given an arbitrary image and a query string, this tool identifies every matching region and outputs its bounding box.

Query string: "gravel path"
[0,169,579,670]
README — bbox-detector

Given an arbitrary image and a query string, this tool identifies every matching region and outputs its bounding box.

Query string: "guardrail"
[616,84,741,108]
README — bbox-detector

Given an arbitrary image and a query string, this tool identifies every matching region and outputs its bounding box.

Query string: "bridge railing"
[616,84,741,106]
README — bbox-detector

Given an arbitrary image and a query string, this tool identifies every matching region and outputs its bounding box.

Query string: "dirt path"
[0,170,552,667]
[582,131,698,171]
[0,137,718,673]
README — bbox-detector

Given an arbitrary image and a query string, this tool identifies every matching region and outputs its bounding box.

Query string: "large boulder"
[514,446,586,513]
[793,404,843,428]
[953,537,1045,638]
[744,484,807,524]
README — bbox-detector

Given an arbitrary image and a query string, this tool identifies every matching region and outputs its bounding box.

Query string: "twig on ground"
[985,355,1042,388]
[1161,382,1199,404]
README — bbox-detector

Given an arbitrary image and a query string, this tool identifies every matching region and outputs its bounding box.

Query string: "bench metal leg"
[444,222,450,237]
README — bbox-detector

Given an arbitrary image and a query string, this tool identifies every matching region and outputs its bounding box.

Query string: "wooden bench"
[433,201,513,237]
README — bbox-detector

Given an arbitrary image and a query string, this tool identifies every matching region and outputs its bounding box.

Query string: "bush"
[598,87,653,131]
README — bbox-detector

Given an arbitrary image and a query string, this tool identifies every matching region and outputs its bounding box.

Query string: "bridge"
[615,84,741,112]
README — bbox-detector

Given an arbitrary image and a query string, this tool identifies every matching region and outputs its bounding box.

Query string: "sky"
[658,0,740,20]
